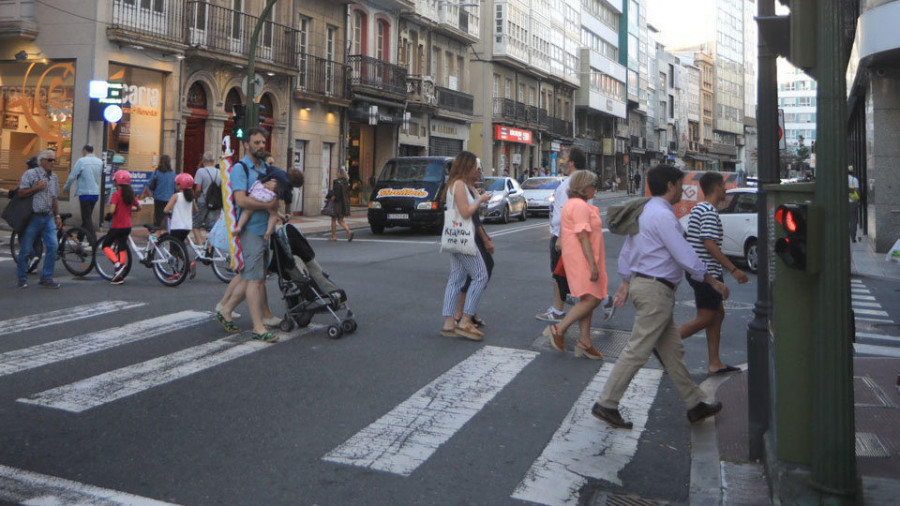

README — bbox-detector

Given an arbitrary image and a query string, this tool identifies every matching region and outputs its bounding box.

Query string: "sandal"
[549,324,565,352]
[348,231,354,242]
[440,327,457,337]
[215,312,240,333]
[455,323,484,342]
[574,341,604,360]
[328,236,337,241]
[251,331,279,343]
[471,315,486,328]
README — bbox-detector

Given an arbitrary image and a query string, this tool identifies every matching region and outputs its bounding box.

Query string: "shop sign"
[602,138,614,156]
[430,119,468,140]
[376,188,429,198]
[494,125,532,144]
[550,141,561,152]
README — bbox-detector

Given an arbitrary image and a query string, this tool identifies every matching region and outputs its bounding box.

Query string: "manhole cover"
[677,299,755,310]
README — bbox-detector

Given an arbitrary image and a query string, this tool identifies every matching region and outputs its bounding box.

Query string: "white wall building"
[777,59,817,155]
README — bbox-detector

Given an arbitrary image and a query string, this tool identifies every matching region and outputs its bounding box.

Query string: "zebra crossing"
[852,279,900,358]
[0,299,668,505]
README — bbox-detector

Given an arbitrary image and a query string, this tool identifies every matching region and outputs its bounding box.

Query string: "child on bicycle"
[164,172,198,278]
[103,170,140,285]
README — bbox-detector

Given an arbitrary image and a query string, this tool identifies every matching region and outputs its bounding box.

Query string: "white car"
[679,188,759,273]
[521,177,565,216]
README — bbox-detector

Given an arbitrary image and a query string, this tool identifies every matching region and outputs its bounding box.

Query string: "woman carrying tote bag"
[439,151,492,341]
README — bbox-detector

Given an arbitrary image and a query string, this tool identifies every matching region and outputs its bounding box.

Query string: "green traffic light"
[235,127,245,139]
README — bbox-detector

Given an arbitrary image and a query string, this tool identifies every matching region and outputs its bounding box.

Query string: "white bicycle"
[184,234,237,283]
[93,226,189,287]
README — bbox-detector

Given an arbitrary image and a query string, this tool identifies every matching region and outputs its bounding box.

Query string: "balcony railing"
[407,75,437,106]
[347,54,407,97]
[492,98,516,121]
[550,117,573,137]
[538,109,551,130]
[184,1,297,68]
[111,0,186,45]
[297,53,349,100]
[436,86,473,116]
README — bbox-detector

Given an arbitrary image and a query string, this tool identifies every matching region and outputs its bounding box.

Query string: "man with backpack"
[192,151,223,244]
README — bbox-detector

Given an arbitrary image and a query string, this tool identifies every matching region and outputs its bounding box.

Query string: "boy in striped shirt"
[680,172,749,375]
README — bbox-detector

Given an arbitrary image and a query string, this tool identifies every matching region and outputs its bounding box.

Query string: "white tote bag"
[440,182,478,256]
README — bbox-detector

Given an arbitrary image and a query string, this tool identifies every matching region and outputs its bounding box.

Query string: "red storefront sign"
[494,125,533,144]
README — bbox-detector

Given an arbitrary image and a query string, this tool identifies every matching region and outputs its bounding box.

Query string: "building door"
[183,82,208,175]
[293,139,305,215]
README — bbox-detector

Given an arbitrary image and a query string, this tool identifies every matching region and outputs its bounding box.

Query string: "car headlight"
[370,201,382,209]
[545,195,554,203]
[416,201,438,210]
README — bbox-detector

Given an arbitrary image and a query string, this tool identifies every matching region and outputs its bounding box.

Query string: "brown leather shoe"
[591,403,633,429]
[687,401,723,424]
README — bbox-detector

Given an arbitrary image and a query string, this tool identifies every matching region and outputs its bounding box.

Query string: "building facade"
[777,59,817,170]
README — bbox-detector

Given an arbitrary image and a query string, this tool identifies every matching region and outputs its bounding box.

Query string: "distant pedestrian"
[592,164,727,429]
[63,144,102,241]
[440,151,492,341]
[141,154,176,227]
[634,171,642,196]
[327,168,353,242]
[192,151,222,245]
[15,150,62,288]
[678,172,749,374]
[848,165,860,242]
[101,170,141,285]
[547,170,615,360]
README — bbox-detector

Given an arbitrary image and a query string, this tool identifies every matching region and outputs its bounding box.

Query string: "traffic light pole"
[810,0,857,496]
[746,0,778,461]
[245,0,278,129]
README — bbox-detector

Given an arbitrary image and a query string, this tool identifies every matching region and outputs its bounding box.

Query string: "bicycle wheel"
[59,226,95,277]
[93,236,131,281]
[210,247,237,283]
[152,236,189,287]
[10,232,43,273]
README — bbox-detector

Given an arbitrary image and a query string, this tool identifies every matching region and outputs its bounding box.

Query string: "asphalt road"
[0,197,896,505]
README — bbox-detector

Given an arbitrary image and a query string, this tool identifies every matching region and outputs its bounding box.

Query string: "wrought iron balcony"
[538,109,551,130]
[493,98,516,121]
[347,55,407,98]
[550,117,573,137]
[110,0,186,47]
[184,1,298,69]
[296,53,349,101]
[407,75,438,107]
[436,86,474,116]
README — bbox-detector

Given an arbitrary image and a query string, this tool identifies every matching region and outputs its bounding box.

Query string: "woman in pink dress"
[549,170,614,359]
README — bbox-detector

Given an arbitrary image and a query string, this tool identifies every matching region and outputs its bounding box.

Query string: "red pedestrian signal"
[774,202,810,270]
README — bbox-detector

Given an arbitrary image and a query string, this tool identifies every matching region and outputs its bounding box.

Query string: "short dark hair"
[83,145,94,153]
[646,164,684,196]
[243,127,269,142]
[699,172,724,195]
[567,146,586,170]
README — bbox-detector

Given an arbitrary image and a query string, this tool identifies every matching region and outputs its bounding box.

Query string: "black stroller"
[269,223,356,339]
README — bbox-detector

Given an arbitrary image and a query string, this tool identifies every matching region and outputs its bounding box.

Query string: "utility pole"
[810,0,856,496]
[746,0,778,461]
[245,0,278,129]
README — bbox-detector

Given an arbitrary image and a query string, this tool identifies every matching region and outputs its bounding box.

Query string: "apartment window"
[457,56,465,89]
[518,83,525,103]
[231,0,242,40]
[493,74,500,99]
[669,97,675,119]
[529,86,536,107]
[298,16,310,88]
[262,5,274,49]
[376,20,389,61]
[505,78,512,99]
[432,46,441,78]
[326,26,337,94]
[352,11,364,55]
[445,51,452,87]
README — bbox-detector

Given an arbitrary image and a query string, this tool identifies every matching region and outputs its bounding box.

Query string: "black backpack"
[204,167,223,210]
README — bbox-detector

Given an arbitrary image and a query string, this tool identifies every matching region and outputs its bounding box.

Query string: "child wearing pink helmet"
[103,170,141,284]
[164,172,198,278]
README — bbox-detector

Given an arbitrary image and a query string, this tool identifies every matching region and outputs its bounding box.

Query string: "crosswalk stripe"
[851,289,871,295]
[322,346,538,476]
[850,279,863,284]
[851,294,876,301]
[855,332,900,343]
[0,257,11,262]
[511,366,663,505]
[855,316,894,323]
[18,324,322,413]
[0,464,177,505]
[854,343,900,358]
[0,311,210,378]
[0,301,146,337]
[853,308,890,317]
[852,301,884,308]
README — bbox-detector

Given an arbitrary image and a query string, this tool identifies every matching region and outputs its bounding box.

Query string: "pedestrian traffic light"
[232,104,246,139]
[775,202,820,272]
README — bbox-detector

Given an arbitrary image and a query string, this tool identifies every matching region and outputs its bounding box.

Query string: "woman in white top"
[439,151,492,341]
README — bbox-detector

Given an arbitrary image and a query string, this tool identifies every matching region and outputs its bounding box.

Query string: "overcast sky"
[645,0,789,50]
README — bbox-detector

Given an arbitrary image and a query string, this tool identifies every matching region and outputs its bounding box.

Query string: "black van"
[367,156,454,234]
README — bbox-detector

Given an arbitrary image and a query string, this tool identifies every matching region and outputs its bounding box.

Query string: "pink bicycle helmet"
[113,170,131,185]
[175,172,194,188]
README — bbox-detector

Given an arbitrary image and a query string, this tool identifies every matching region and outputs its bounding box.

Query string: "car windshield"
[484,178,507,191]
[378,160,445,183]
[521,178,561,190]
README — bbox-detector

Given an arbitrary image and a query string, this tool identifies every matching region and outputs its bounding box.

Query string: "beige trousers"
[599,276,705,410]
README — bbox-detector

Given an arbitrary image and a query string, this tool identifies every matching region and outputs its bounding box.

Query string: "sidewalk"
[851,237,900,281]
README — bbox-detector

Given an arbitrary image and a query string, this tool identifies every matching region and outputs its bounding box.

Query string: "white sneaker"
[263,316,283,327]
[535,307,566,323]
[215,303,241,319]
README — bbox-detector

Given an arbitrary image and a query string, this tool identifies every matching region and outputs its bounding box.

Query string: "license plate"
[387,213,409,220]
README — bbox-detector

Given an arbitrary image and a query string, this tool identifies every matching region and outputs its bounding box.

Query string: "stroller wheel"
[341,319,357,334]
[279,317,294,332]
[326,325,343,339]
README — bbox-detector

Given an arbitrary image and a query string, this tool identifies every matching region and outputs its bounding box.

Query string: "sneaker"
[111,277,125,285]
[215,303,241,319]
[38,279,60,289]
[262,316,283,327]
[535,308,566,322]
[27,257,40,272]
[602,296,616,321]
[113,263,127,282]
[251,331,279,343]
[17,280,27,288]
[189,261,197,280]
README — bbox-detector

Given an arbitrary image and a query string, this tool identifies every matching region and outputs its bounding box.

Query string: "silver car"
[521,177,565,216]
[480,177,527,224]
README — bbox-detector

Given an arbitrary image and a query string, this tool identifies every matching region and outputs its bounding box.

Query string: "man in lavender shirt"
[592,165,728,429]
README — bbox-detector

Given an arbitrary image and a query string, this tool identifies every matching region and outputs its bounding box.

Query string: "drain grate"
[597,492,669,505]
[855,432,890,458]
